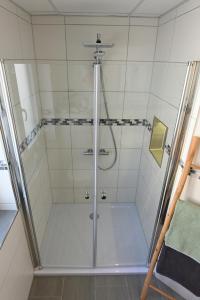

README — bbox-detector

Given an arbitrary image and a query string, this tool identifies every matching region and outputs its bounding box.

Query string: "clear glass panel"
[3,58,189,269]
[96,61,189,267]
[4,60,94,267]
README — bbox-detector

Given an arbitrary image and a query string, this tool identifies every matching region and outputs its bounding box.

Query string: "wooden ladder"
[140,135,200,300]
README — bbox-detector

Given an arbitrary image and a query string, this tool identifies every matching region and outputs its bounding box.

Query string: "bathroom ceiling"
[12,0,188,16]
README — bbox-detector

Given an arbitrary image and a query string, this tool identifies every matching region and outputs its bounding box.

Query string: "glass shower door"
[3,59,95,268]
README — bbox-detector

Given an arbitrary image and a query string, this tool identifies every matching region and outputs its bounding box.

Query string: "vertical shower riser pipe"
[92,62,100,267]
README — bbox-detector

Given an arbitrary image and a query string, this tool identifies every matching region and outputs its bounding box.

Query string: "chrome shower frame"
[0,57,199,272]
[0,60,41,268]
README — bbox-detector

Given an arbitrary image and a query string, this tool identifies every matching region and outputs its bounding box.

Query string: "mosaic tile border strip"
[19,120,43,154]
[42,118,148,126]
[19,118,150,154]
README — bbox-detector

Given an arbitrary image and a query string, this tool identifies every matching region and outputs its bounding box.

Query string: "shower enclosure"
[0,44,197,271]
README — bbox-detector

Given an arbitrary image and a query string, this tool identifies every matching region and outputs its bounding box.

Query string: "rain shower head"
[83,33,114,49]
[83,33,114,62]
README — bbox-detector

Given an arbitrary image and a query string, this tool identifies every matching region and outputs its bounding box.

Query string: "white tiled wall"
[0,1,33,299]
[137,0,200,256]
[32,15,158,204]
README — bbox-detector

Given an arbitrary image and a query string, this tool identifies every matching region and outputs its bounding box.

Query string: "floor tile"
[62,276,95,300]
[95,275,127,287]
[29,298,61,300]
[29,276,63,297]
[95,286,130,300]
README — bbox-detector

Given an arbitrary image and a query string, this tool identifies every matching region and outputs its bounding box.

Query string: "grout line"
[4,58,188,64]
[61,276,64,300]
[33,23,158,28]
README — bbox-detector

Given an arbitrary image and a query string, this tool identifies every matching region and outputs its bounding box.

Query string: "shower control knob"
[85,192,90,200]
[101,192,107,200]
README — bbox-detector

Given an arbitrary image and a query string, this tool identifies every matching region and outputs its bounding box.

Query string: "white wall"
[32,15,158,204]
[0,1,33,299]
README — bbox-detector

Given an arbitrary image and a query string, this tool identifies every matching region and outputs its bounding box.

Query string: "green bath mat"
[165,200,200,263]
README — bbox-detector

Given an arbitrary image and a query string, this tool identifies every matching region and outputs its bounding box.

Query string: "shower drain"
[89,213,100,220]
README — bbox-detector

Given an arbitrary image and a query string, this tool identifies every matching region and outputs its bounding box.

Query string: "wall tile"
[121,127,144,148]
[155,20,176,61]
[33,25,66,59]
[159,9,177,25]
[52,188,74,203]
[170,6,200,62]
[117,188,136,202]
[40,91,69,118]
[71,126,92,148]
[27,156,50,210]
[73,170,92,188]
[37,61,68,91]
[0,7,21,59]
[102,61,126,91]
[99,127,121,148]
[98,170,118,188]
[47,149,72,170]
[65,16,129,26]
[130,17,158,26]
[125,62,153,92]
[68,61,93,91]
[18,19,34,59]
[128,26,157,61]
[50,170,74,188]
[72,149,93,170]
[100,92,124,119]
[69,92,93,118]
[66,25,129,60]
[151,62,187,107]
[176,0,200,18]
[119,148,141,170]
[118,170,138,188]
[32,15,65,25]
[44,126,71,148]
[123,92,148,119]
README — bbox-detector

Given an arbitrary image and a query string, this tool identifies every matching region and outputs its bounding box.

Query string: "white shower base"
[40,203,148,268]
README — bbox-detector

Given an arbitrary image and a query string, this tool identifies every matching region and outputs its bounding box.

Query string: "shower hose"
[98,65,117,171]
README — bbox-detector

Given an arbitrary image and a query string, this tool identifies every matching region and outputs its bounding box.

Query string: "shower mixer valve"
[83,148,109,155]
